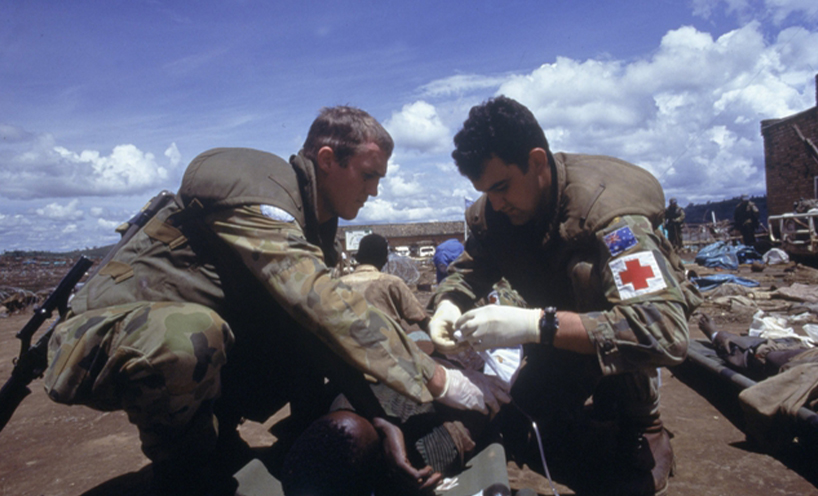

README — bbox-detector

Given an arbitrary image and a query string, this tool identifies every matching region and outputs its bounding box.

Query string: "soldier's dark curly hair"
[303,106,394,167]
[452,96,549,181]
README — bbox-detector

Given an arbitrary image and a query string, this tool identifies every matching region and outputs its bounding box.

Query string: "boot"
[613,418,675,496]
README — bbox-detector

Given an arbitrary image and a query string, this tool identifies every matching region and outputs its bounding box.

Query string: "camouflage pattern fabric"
[45,301,233,461]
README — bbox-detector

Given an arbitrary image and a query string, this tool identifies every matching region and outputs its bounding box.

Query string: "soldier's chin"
[340,207,362,221]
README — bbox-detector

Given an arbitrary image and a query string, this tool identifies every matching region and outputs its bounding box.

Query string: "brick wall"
[762,75,818,216]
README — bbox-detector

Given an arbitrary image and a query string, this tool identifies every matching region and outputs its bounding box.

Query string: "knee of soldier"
[121,303,235,389]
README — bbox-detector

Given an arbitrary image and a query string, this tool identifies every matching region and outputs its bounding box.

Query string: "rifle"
[0,255,94,432]
[0,190,176,433]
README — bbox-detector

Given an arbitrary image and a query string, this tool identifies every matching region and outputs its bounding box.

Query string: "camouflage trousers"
[44,301,235,463]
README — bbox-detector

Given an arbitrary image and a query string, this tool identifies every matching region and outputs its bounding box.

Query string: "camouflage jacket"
[71,148,437,402]
[433,152,703,375]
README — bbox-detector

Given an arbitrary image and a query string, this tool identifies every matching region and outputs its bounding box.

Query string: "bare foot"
[698,313,718,341]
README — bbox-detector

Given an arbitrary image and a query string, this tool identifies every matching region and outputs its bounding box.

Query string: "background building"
[763,74,818,216]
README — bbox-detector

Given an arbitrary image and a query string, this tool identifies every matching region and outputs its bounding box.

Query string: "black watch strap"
[539,306,559,346]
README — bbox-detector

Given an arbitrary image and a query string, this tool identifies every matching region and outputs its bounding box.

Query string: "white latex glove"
[429,300,467,353]
[455,305,541,351]
[461,368,511,417]
[434,367,510,416]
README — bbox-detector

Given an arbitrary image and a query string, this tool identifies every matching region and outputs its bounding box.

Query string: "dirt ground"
[2,256,818,495]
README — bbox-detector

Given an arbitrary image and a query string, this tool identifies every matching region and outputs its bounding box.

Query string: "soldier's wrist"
[427,364,448,398]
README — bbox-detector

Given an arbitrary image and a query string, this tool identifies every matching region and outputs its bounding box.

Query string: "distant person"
[664,198,685,251]
[43,106,504,495]
[734,195,760,246]
[341,233,432,353]
[433,239,465,283]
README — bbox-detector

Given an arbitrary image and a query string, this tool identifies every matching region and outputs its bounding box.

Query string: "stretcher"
[232,442,512,496]
[685,339,818,445]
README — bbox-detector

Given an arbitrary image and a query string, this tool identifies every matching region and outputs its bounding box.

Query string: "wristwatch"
[539,306,559,346]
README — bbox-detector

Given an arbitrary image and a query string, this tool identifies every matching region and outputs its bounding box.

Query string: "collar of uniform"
[290,151,319,227]
[354,264,380,273]
[290,151,339,267]
[538,149,566,248]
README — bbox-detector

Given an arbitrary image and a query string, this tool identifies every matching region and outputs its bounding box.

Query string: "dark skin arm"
[372,418,442,492]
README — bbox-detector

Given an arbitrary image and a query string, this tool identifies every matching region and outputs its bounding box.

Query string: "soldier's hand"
[456,306,541,351]
[461,368,511,417]
[434,366,509,416]
[372,418,442,492]
[430,300,468,353]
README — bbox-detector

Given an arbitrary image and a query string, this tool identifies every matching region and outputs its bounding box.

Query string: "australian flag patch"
[604,226,638,256]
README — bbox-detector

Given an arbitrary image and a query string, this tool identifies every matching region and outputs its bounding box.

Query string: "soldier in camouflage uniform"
[734,194,760,247]
[44,107,507,495]
[663,198,685,251]
[428,97,702,495]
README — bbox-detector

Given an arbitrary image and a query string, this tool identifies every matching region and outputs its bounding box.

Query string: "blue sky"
[2,0,817,252]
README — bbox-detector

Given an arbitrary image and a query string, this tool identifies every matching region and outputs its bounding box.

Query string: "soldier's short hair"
[452,95,550,181]
[302,106,394,167]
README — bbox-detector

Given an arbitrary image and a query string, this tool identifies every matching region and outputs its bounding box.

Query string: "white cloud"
[54,144,169,191]
[357,197,464,224]
[35,199,84,220]
[419,74,508,98]
[385,101,451,154]
[0,131,180,199]
[97,218,121,231]
[443,21,818,207]
[165,142,182,167]
[385,173,424,197]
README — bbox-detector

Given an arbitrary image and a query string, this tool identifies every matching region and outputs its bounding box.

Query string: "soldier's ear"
[316,146,337,174]
[529,147,550,187]
[529,148,548,173]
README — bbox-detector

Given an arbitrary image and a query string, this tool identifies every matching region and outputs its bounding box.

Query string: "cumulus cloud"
[53,144,169,191]
[468,22,818,205]
[0,129,180,199]
[356,197,464,224]
[165,142,182,167]
[97,218,121,231]
[385,101,451,154]
[35,199,84,220]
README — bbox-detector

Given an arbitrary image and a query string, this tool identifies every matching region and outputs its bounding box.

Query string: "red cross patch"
[609,251,666,300]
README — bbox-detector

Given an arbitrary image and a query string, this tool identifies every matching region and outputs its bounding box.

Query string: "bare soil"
[1,256,818,495]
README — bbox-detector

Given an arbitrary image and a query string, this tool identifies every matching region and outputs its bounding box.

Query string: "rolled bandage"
[453,330,463,341]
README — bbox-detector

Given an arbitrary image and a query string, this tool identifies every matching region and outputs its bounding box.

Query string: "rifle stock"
[0,255,94,433]
[0,191,175,434]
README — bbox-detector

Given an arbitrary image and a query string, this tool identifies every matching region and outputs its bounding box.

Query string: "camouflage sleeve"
[207,205,437,403]
[428,234,502,312]
[579,215,701,375]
